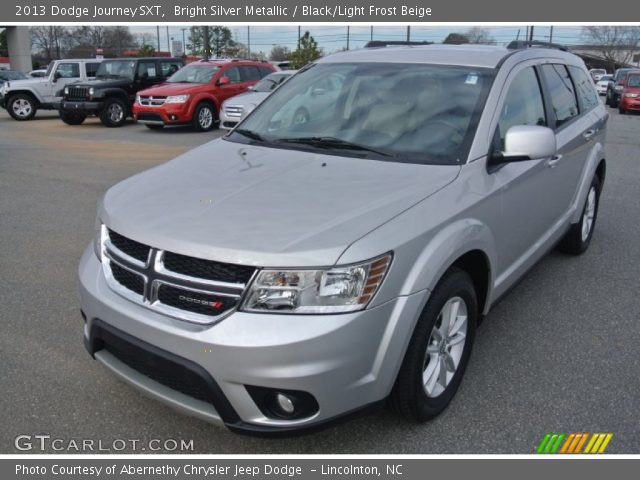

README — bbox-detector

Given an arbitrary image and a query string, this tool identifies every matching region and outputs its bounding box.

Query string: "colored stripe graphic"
[538,433,613,454]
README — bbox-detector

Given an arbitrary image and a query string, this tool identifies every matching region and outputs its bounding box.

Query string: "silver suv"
[0,58,101,120]
[79,43,607,434]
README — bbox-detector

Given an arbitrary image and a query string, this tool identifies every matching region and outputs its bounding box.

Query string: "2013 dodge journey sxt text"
[79,43,607,434]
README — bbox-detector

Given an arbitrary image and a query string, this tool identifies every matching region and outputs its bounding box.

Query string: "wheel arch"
[7,89,42,107]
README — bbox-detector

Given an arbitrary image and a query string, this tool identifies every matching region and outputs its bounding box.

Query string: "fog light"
[276,393,295,415]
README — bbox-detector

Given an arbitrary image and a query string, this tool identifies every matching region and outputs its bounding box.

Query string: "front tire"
[59,110,86,125]
[558,176,601,255]
[8,94,37,121]
[100,98,128,127]
[391,267,477,422]
[192,103,216,132]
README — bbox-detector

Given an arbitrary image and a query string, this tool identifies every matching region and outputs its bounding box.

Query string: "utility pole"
[203,26,210,60]
[407,26,411,42]
[156,26,160,52]
[529,26,534,42]
[370,26,373,41]
[549,26,554,44]
[525,26,529,42]
[166,26,170,54]
[181,28,187,56]
[346,26,350,50]
[298,26,301,49]
[247,26,251,59]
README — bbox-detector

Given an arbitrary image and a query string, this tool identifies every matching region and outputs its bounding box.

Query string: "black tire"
[293,108,310,125]
[99,98,128,127]
[619,106,626,114]
[391,267,477,422]
[59,110,87,125]
[144,124,164,130]
[610,95,619,108]
[605,90,611,106]
[558,176,601,255]
[192,102,216,132]
[7,93,37,121]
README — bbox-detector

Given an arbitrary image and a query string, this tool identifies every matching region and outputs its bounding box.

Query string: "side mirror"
[502,125,557,161]
[53,71,62,82]
[218,76,231,86]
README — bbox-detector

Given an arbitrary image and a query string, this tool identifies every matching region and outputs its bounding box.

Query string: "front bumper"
[133,103,191,125]
[620,97,640,111]
[78,246,427,433]
[61,100,103,114]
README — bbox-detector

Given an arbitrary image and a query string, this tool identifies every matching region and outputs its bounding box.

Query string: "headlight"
[614,85,624,92]
[625,93,639,98]
[135,95,141,104]
[241,254,392,314]
[64,86,69,95]
[165,95,190,104]
[89,87,94,96]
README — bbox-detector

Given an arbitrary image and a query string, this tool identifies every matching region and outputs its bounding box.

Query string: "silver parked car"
[79,43,607,434]
[220,70,297,130]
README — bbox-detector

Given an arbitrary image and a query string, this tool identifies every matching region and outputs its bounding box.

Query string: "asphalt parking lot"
[1,108,639,454]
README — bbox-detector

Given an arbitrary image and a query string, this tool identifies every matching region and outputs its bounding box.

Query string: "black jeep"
[59,57,183,127]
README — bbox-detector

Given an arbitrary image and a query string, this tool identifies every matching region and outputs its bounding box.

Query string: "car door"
[84,62,101,81]
[489,64,564,273]
[135,61,161,93]
[539,64,597,220]
[217,66,245,102]
[47,62,81,103]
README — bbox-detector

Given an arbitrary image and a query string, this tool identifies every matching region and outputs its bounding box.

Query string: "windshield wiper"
[275,137,393,157]
[234,128,264,142]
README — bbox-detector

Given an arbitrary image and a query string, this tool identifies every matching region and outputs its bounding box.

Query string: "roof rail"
[364,41,433,48]
[507,40,569,52]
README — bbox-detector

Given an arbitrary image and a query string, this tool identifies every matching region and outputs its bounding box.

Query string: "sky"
[133,25,588,56]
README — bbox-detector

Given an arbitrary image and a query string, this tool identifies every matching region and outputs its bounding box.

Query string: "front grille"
[110,262,145,296]
[139,96,166,106]
[136,112,164,122]
[157,284,238,316]
[163,252,255,284]
[108,229,150,263]
[102,228,251,324]
[224,105,243,118]
[67,86,89,100]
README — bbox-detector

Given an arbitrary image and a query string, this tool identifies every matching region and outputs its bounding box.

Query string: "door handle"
[547,155,562,168]
[583,129,596,141]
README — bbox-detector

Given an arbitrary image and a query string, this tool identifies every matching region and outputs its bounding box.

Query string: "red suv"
[133,59,276,131]
[619,72,640,114]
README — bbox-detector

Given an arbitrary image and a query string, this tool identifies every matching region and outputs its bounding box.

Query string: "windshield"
[252,72,293,92]
[167,65,219,83]
[96,60,136,80]
[228,63,494,165]
[600,75,612,82]
[0,71,28,80]
[628,75,640,88]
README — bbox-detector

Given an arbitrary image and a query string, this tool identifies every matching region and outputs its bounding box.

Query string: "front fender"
[570,136,606,225]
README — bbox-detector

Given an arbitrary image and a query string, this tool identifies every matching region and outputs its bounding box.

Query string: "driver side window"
[498,67,547,148]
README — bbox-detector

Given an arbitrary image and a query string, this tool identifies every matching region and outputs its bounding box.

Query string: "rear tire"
[192,103,216,132]
[8,93,37,121]
[610,95,619,108]
[100,98,128,127]
[59,110,86,125]
[391,267,477,422]
[558,176,601,255]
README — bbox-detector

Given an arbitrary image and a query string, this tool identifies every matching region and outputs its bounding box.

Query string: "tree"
[188,26,236,58]
[31,26,68,61]
[289,32,322,69]
[583,26,640,70]
[464,27,495,44]
[443,33,470,45]
[0,29,7,57]
[269,45,291,61]
[138,44,156,57]
[135,33,156,49]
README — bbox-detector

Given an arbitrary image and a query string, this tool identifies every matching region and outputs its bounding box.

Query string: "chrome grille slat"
[224,105,243,117]
[139,96,167,107]
[101,228,255,325]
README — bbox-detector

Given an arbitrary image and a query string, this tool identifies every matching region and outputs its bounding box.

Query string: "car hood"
[138,83,206,96]
[625,86,640,93]
[4,77,47,88]
[101,139,460,267]
[223,91,270,107]
[74,78,134,89]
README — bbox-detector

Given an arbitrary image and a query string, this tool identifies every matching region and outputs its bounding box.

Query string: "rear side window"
[160,61,182,77]
[568,66,599,112]
[259,66,274,78]
[240,66,261,82]
[137,61,158,79]
[55,63,80,79]
[85,63,100,78]
[541,64,579,127]
[498,67,546,146]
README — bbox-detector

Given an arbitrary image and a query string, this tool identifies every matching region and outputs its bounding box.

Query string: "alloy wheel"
[108,103,124,123]
[12,98,32,117]
[581,186,597,242]
[199,107,213,129]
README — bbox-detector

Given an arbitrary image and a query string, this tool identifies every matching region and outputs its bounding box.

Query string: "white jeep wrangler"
[0,59,102,121]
